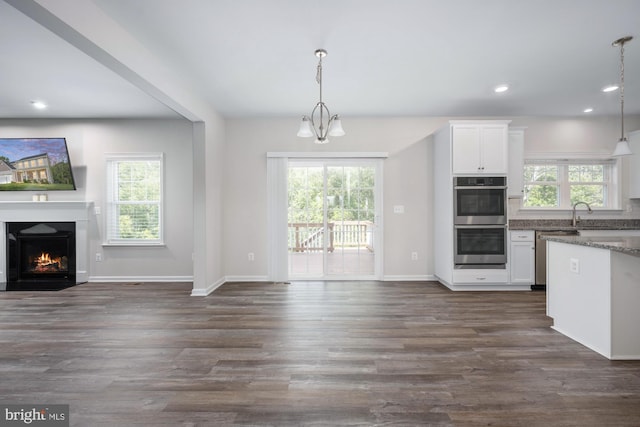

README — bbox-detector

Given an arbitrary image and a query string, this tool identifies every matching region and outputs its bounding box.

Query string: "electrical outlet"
[248,252,255,261]
[570,258,579,274]
[411,252,418,261]
[94,206,101,215]
[95,253,102,262]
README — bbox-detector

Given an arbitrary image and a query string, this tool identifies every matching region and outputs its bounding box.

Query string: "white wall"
[224,117,446,281]
[509,115,640,219]
[2,115,638,284]
[223,115,640,281]
[0,118,195,281]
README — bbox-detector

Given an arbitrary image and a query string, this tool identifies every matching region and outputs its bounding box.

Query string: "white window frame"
[104,153,164,246]
[522,157,620,210]
[267,152,387,282]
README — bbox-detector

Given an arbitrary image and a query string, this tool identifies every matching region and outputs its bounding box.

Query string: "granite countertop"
[509,219,640,231]
[541,235,640,257]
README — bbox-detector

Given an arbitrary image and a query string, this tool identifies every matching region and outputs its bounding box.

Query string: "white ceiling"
[1,0,639,120]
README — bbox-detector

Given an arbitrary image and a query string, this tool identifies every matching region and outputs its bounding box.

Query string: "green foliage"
[288,166,375,224]
[117,161,160,202]
[524,164,557,182]
[523,165,558,207]
[117,204,160,239]
[51,162,74,185]
[524,184,558,207]
[570,185,604,207]
[568,165,603,182]
[523,163,607,208]
[568,165,604,206]
[0,182,74,191]
[114,160,161,240]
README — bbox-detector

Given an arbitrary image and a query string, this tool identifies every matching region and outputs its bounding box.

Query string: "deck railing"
[288,221,373,252]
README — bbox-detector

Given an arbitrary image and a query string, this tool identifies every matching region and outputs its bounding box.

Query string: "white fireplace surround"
[0,201,92,284]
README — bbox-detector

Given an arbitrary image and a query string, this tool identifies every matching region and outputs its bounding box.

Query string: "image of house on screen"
[0,153,53,185]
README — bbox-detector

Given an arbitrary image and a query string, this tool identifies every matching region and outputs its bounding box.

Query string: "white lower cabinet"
[509,230,535,284]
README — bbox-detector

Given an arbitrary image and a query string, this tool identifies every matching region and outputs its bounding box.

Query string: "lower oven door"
[454,225,507,266]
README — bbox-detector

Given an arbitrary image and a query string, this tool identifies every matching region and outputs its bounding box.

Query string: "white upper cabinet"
[452,123,509,175]
[628,130,640,199]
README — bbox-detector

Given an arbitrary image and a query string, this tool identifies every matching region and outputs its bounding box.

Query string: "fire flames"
[31,252,68,273]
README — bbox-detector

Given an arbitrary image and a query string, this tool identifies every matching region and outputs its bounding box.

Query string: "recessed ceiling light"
[583,108,594,113]
[31,101,47,109]
[494,84,509,93]
[602,85,619,92]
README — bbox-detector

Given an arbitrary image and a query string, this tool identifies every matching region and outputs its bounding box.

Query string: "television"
[0,138,77,191]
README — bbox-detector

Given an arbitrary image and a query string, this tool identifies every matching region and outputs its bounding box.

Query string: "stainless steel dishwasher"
[535,230,579,286]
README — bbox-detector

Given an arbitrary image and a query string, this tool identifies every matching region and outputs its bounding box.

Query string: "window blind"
[105,153,164,245]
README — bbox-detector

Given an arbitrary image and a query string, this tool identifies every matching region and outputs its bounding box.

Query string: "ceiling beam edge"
[4,0,210,123]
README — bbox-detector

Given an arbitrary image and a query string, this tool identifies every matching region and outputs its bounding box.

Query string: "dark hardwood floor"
[1,281,639,426]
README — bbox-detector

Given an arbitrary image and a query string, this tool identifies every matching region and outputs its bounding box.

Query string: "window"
[105,153,164,245]
[523,159,617,209]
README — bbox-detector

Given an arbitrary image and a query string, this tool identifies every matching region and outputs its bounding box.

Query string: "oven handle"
[454,186,508,190]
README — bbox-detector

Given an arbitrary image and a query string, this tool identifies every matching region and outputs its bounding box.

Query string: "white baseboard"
[224,275,270,282]
[191,276,270,296]
[191,276,226,296]
[221,275,435,284]
[89,275,193,283]
[383,275,436,282]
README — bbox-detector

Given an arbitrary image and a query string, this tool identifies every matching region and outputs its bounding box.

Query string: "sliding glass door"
[287,159,382,279]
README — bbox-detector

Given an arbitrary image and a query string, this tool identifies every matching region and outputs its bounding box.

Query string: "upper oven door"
[454,186,506,224]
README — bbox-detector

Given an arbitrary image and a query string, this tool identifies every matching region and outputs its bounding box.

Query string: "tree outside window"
[523,164,558,207]
[568,165,605,207]
[523,160,614,209]
[106,153,163,245]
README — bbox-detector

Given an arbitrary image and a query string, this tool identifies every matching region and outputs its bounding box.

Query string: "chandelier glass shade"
[297,49,345,144]
[611,36,633,157]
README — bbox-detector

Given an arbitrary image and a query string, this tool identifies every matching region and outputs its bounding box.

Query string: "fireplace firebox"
[6,222,77,290]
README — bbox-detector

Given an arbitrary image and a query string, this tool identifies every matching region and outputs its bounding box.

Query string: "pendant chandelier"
[297,49,345,144]
[611,36,633,157]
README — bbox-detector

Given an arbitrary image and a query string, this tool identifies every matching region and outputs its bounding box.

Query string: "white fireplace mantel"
[0,201,93,283]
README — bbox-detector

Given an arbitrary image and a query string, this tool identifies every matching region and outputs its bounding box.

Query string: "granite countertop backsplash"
[509,219,640,231]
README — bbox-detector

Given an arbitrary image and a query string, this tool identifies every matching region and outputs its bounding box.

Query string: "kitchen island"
[543,234,640,360]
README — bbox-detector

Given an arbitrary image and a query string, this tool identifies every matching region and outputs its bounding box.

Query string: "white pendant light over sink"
[297,49,345,144]
[611,36,633,157]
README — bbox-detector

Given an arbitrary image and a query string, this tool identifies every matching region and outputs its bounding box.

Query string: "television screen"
[0,138,77,191]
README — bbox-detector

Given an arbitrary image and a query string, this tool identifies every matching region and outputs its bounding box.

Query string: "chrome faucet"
[572,201,593,227]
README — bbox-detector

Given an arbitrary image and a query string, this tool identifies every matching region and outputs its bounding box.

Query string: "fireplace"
[0,201,91,291]
[6,222,77,290]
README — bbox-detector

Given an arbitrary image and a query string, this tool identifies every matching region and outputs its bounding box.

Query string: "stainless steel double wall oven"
[453,176,507,268]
